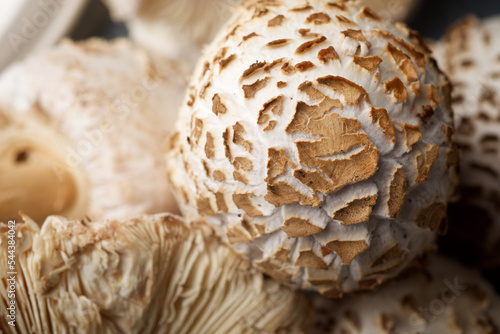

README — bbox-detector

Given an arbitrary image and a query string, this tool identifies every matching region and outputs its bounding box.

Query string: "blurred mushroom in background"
[0,38,188,224]
[311,255,500,333]
[433,15,500,270]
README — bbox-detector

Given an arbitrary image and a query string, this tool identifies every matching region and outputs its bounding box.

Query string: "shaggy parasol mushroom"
[101,0,420,66]
[311,255,500,333]
[166,0,458,297]
[433,16,500,268]
[0,38,188,223]
[0,214,311,333]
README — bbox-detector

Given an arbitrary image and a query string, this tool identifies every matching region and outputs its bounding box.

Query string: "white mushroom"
[101,0,421,66]
[311,255,500,333]
[0,38,188,223]
[166,0,458,296]
[433,16,500,268]
[0,213,311,333]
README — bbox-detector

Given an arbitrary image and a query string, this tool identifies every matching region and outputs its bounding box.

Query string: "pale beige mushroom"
[311,255,500,333]
[0,38,189,223]
[166,0,458,296]
[0,213,312,333]
[433,15,500,268]
[101,0,420,67]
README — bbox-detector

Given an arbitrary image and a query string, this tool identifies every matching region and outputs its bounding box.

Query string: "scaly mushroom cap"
[0,214,311,333]
[166,0,458,296]
[434,16,500,268]
[312,255,500,333]
[0,38,188,223]
[101,0,420,66]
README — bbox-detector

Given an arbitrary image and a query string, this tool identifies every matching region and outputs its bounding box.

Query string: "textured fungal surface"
[0,214,311,334]
[167,0,458,296]
[0,38,187,222]
[434,16,500,268]
[312,255,500,333]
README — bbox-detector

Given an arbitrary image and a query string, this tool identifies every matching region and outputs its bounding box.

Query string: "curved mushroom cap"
[363,0,422,22]
[0,38,188,223]
[0,214,312,333]
[433,16,500,268]
[312,255,500,333]
[101,0,420,66]
[166,0,458,296]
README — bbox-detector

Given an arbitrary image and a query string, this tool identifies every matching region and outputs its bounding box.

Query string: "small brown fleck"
[213,170,226,182]
[384,77,408,102]
[266,39,291,48]
[233,193,263,217]
[326,240,369,265]
[418,105,435,124]
[264,58,285,72]
[359,6,382,21]
[219,54,236,70]
[295,250,328,269]
[318,75,369,104]
[233,170,249,184]
[205,132,215,159]
[215,192,228,212]
[233,122,253,152]
[370,108,396,143]
[268,15,285,27]
[306,12,332,24]
[197,197,214,216]
[233,157,253,171]
[241,61,267,80]
[353,56,383,71]
[281,62,296,75]
[336,15,356,26]
[295,61,315,72]
[212,94,227,115]
[318,46,339,63]
[387,166,407,218]
[282,217,323,238]
[243,77,271,98]
[290,5,313,12]
[222,128,232,162]
[264,120,277,131]
[333,195,378,225]
[341,29,371,48]
[242,32,259,42]
[296,36,327,54]
[258,95,284,126]
[277,81,287,88]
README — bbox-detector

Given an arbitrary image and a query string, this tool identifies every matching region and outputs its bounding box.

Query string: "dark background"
[74,0,500,42]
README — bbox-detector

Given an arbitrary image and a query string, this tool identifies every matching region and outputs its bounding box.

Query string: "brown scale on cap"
[167,0,458,296]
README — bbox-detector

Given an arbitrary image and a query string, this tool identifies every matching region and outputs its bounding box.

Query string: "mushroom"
[0,213,312,333]
[0,38,188,223]
[433,16,500,268]
[101,0,420,67]
[311,255,500,333]
[166,0,458,296]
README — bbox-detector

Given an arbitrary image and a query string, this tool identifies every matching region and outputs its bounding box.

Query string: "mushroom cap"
[433,15,500,268]
[101,0,419,66]
[102,0,235,64]
[311,255,500,333]
[0,38,188,223]
[166,0,458,296]
[0,213,312,333]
